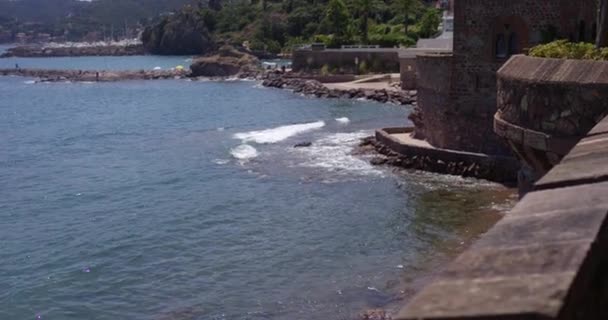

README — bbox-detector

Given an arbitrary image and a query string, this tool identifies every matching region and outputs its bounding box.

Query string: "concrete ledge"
[375,127,519,183]
[397,182,608,320]
[377,127,510,164]
[535,119,608,191]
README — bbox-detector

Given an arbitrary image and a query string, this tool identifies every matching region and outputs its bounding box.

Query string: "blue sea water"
[0,56,513,320]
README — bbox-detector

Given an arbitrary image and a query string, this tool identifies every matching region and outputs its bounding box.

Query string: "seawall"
[0,68,188,82]
[292,48,400,73]
[0,44,145,58]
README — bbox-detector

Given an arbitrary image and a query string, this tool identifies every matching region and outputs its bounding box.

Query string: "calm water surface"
[0,58,514,320]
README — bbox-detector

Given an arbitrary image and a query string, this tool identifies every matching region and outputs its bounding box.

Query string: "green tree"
[321,0,351,37]
[353,0,378,43]
[393,0,421,35]
[418,8,441,38]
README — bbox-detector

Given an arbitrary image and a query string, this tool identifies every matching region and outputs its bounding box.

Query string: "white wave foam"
[292,131,382,177]
[234,121,325,144]
[335,117,350,124]
[23,80,36,84]
[153,66,162,70]
[230,144,259,160]
[213,159,230,165]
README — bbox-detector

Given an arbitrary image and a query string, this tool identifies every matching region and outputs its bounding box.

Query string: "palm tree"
[394,0,421,35]
[598,0,608,48]
[355,0,373,43]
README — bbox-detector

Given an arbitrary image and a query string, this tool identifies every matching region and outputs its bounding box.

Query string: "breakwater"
[0,68,188,82]
[262,73,416,105]
[0,44,145,58]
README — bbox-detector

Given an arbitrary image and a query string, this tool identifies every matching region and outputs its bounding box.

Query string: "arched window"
[496,34,507,58]
[508,33,518,55]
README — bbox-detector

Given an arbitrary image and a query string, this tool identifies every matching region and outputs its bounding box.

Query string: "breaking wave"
[335,117,350,124]
[292,131,382,177]
[234,121,325,144]
[230,144,259,160]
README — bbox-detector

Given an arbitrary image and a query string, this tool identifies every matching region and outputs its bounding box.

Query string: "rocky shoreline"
[0,44,145,58]
[261,73,417,105]
[358,136,519,184]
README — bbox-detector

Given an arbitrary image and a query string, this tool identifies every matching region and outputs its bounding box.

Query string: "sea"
[0,45,515,320]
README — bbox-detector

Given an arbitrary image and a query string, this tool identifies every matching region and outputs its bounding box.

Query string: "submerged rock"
[294,142,313,148]
[360,309,391,320]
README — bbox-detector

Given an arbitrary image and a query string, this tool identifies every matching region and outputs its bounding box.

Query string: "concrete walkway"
[323,73,401,91]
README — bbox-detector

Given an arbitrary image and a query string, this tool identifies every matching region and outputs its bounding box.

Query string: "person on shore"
[95,72,99,82]
[15,63,19,69]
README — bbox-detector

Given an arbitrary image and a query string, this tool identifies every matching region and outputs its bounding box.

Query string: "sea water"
[0,61,514,320]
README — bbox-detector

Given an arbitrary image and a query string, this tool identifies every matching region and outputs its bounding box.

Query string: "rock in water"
[141,6,214,55]
[190,45,261,77]
[294,142,313,148]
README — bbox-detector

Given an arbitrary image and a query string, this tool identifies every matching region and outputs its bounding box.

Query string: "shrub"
[320,64,330,75]
[417,8,441,38]
[529,40,608,60]
[358,60,368,74]
[368,32,413,47]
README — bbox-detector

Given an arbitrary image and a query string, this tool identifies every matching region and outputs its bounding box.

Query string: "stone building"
[412,0,597,155]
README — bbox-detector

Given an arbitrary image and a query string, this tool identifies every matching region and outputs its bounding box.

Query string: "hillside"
[0,0,194,42]
[141,0,442,55]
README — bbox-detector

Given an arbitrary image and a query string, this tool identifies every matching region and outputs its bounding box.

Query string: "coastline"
[0,55,520,320]
[0,67,189,82]
[262,72,416,105]
[0,66,417,106]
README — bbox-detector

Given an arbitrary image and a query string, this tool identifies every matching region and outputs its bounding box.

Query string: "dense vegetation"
[1,0,442,53]
[529,40,608,61]
[200,0,442,52]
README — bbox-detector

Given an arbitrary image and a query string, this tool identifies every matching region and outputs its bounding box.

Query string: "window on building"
[508,33,518,55]
[496,34,507,58]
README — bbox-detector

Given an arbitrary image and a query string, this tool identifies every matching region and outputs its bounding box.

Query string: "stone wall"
[414,53,453,146]
[413,0,596,156]
[375,127,519,183]
[399,56,417,90]
[497,55,608,137]
[495,55,608,181]
[292,49,400,74]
